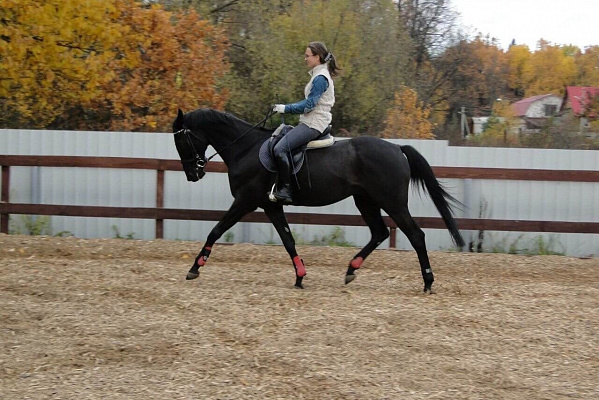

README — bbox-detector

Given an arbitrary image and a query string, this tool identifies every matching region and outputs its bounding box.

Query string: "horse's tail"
[400,145,465,247]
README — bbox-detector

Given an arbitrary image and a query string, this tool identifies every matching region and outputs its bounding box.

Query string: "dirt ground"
[0,234,597,399]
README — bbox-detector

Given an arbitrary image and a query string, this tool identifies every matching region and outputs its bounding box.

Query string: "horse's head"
[173,109,208,182]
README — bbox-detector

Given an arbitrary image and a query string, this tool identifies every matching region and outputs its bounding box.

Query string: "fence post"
[1,165,10,234]
[462,178,473,252]
[156,169,165,239]
[389,227,396,249]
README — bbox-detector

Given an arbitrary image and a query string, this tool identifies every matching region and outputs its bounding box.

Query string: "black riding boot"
[274,154,293,204]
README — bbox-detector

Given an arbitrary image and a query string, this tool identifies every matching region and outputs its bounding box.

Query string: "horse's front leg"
[264,205,306,289]
[187,201,256,280]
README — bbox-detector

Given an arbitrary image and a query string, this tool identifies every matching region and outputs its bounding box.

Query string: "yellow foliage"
[523,41,578,96]
[506,44,532,94]
[98,3,230,131]
[576,46,599,86]
[0,0,131,127]
[382,87,435,139]
[0,0,230,131]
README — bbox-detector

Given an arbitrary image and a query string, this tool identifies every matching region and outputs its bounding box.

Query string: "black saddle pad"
[259,125,305,174]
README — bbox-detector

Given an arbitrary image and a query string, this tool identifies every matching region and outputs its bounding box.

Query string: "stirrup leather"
[268,183,277,202]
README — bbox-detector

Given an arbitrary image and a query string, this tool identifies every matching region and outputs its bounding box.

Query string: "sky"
[450,0,599,50]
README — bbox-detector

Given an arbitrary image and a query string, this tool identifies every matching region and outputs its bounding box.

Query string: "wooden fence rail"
[1,155,598,247]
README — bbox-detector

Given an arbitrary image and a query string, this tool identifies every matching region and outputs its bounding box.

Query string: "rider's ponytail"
[308,42,342,77]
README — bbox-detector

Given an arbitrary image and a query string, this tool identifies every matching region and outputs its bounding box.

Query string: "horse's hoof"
[186,272,200,280]
[345,274,356,284]
[294,283,304,289]
[423,286,435,294]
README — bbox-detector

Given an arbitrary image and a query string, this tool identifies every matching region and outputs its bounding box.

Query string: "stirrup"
[268,183,277,202]
[269,183,293,204]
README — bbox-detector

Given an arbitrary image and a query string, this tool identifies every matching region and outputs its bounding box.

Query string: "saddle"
[259,124,335,174]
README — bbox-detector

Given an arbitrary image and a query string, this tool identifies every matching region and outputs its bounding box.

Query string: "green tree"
[223,0,411,135]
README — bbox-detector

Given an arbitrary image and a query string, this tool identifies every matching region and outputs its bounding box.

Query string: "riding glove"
[272,104,286,114]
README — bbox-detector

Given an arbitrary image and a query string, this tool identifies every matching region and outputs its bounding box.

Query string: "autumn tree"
[506,44,531,97]
[393,1,473,140]
[4,0,597,138]
[1,0,230,131]
[0,0,134,128]
[522,40,578,96]
[382,86,435,139]
[429,36,511,142]
[84,2,230,131]
[576,46,599,86]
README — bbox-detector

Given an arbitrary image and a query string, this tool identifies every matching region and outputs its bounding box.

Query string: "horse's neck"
[209,123,267,164]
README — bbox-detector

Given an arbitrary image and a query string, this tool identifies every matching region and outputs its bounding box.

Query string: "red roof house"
[511,94,562,117]
[561,86,599,117]
[510,94,562,132]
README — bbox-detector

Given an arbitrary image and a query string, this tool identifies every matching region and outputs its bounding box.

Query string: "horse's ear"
[173,109,185,133]
[173,108,185,132]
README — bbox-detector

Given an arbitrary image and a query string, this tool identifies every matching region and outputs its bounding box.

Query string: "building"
[561,86,599,132]
[471,117,490,135]
[511,94,563,133]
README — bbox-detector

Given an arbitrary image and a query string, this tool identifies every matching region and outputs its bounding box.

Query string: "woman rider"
[271,41,341,204]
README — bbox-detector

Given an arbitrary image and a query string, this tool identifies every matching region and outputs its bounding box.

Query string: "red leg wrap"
[293,256,306,277]
[350,256,364,269]
[197,246,212,266]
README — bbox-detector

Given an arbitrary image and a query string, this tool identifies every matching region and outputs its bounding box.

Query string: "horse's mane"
[184,108,275,138]
[185,108,260,131]
[185,108,228,126]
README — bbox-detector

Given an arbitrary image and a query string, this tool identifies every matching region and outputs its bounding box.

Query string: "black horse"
[172,108,464,293]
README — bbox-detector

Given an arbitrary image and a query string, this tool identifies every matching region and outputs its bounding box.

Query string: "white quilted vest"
[299,64,335,133]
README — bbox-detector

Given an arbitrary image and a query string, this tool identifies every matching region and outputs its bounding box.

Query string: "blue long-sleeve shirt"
[284,75,329,114]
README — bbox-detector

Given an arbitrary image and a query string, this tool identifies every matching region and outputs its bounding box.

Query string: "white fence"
[1,129,598,257]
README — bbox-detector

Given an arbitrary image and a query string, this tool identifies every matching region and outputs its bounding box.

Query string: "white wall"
[526,96,562,118]
[1,129,598,257]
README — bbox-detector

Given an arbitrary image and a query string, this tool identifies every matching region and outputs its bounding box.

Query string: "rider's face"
[304,48,321,69]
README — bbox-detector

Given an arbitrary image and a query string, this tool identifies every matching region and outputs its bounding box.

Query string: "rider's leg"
[272,123,321,203]
[272,151,293,203]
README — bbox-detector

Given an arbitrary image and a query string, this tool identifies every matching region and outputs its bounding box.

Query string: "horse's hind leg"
[386,206,435,294]
[346,195,390,284]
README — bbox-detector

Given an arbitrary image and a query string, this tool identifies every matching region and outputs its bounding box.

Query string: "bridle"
[174,108,276,176]
[174,127,208,172]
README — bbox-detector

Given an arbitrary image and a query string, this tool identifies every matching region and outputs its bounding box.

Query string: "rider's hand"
[272,104,285,114]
